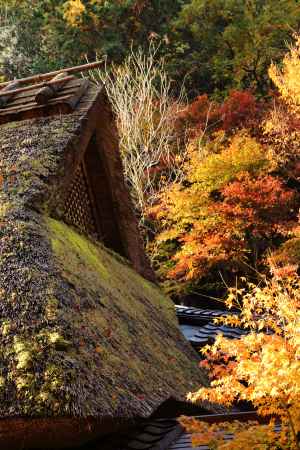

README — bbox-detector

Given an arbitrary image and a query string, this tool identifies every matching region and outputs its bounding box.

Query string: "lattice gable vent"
[63,162,98,238]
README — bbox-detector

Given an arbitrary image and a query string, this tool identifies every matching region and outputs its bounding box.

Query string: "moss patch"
[46,217,206,417]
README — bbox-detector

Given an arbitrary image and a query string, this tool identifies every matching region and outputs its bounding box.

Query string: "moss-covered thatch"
[0,105,206,436]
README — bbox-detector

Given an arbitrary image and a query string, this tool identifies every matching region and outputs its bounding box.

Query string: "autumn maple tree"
[179,37,300,449]
[148,130,298,296]
[180,272,300,449]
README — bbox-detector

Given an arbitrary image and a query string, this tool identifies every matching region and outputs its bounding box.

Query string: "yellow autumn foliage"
[154,130,269,236]
[269,34,300,112]
[63,0,86,26]
[181,274,300,449]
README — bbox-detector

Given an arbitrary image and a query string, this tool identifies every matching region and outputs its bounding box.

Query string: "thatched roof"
[0,78,207,448]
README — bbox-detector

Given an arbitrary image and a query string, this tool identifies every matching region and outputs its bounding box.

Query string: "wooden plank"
[0,95,75,115]
[0,90,93,117]
[0,75,74,99]
[1,102,70,117]
[11,78,82,102]
[64,79,89,110]
[6,84,82,108]
[7,84,81,107]
[5,78,88,108]
[0,103,71,125]
[0,81,98,125]
[35,72,73,104]
[0,80,91,115]
[7,78,95,107]
[0,61,103,88]
[0,81,21,108]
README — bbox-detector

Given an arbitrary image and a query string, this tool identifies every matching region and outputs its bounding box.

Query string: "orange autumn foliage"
[217,173,296,236]
[175,94,221,137]
[180,274,300,449]
[148,132,297,287]
[220,90,258,132]
[167,174,295,282]
[175,91,259,139]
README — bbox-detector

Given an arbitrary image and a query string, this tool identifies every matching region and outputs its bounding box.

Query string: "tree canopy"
[172,0,300,96]
[2,0,300,97]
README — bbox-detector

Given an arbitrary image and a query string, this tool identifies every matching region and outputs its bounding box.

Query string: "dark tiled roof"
[169,422,281,450]
[123,419,181,450]
[169,430,231,450]
[180,323,248,348]
[105,412,280,450]
[175,305,247,348]
[175,306,231,322]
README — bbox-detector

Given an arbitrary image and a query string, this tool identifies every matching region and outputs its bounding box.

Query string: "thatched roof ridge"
[0,84,206,447]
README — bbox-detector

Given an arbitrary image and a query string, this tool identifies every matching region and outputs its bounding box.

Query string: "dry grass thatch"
[0,102,206,446]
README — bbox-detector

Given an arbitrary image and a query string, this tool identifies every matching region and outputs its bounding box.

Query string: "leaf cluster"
[148,130,298,293]
[181,274,300,449]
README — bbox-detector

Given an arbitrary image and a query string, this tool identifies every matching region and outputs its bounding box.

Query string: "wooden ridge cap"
[0,60,103,89]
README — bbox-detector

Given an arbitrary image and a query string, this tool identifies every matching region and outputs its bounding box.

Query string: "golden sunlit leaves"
[183,274,300,449]
[63,0,86,26]
[180,416,279,450]
[263,35,300,176]
[269,34,300,112]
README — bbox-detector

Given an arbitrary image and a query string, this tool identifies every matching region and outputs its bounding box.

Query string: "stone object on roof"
[0,66,207,449]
